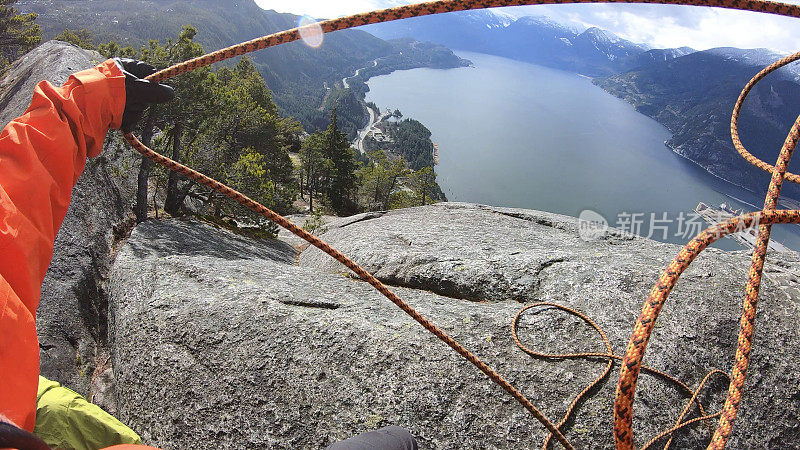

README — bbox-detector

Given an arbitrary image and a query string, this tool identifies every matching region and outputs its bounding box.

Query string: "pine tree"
[357,150,408,211]
[0,0,41,70]
[54,28,95,50]
[299,133,326,214]
[204,56,300,215]
[410,166,438,206]
[322,109,358,214]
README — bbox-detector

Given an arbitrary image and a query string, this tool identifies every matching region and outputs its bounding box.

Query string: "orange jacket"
[0,59,155,450]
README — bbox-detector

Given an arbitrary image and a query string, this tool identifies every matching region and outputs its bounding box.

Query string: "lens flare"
[298,15,323,48]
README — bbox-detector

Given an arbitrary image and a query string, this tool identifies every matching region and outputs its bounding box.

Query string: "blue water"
[365,51,800,251]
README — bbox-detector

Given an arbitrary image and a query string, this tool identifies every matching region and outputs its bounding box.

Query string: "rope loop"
[513,302,729,449]
[730,51,800,183]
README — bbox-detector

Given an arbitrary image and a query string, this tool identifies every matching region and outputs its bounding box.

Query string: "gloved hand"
[113,58,175,132]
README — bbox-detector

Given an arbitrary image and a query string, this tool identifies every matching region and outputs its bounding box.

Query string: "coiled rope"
[122,1,800,448]
[512,303,730,450]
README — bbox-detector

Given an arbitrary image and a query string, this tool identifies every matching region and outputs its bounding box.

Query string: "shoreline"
[661,140,784,201]
[341,52,471,157]
[591,80,800,206]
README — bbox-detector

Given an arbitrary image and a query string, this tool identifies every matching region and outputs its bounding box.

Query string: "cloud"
[254,0,800,52]
[509,3,800,52]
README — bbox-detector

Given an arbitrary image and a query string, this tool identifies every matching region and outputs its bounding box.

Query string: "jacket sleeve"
[0,59,126,432]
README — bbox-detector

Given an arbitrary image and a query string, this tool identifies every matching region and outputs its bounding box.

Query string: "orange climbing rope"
[614,52,800,450]
[512,303,730,450]
[123,1,800,448]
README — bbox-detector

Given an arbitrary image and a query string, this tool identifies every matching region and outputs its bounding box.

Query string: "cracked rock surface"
[110,205,800,449]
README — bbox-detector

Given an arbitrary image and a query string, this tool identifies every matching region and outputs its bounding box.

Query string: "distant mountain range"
[18,0,469,136]
[597,47,800,198]
[363,9,800,198]
[361,10,691,76]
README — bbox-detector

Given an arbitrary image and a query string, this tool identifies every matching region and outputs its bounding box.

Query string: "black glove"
[113,58,175,132]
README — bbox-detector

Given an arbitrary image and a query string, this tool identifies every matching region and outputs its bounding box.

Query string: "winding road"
[342,59,378,89]
[355,106,390,155]
[339,59,385,154]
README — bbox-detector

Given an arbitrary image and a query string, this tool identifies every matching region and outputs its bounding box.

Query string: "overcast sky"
[253,0,800,52]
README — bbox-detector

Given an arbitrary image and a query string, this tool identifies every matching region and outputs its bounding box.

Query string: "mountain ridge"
[17,0,470,136]
[361,9,652,76]
[21,2,800,200]
[596,46,800,199]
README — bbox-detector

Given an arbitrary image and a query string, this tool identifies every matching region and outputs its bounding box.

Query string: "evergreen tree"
[321,109,358,214]
[97,41,136,59]
[54,28,95,50]
[0,0,41,71]
[357,150,408,211]
[200,56,300,215]
[410,166,438,206]
[123,27,300,222]
[139,26,212,216]
[299,132,326,214]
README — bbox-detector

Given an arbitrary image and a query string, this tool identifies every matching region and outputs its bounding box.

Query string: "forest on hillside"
[1,0,448,234]
[15,0,469,140]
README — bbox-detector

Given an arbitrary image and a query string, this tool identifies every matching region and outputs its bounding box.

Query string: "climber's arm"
[0,60,127,320]
[0,58,173,433]
[0,60,127,432]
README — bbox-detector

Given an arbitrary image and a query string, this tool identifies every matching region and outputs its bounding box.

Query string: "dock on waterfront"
[695,202,791,252]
